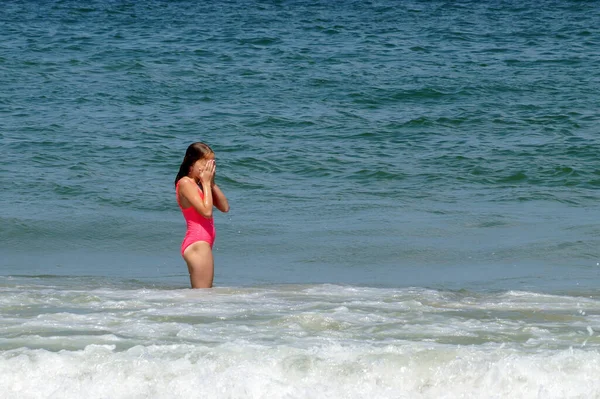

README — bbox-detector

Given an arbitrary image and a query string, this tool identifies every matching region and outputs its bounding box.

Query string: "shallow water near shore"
[1,0,600,397]
[2,277,600,398]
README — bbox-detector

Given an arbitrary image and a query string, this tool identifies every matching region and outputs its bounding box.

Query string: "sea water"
[2,278,600,398]
[1,0,600,397]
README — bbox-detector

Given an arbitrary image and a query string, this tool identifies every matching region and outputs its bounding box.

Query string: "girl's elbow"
[196,207,213,218]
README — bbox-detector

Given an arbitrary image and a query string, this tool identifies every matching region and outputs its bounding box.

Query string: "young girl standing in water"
[174,142,229,288]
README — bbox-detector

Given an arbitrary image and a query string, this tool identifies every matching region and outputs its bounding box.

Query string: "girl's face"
[190,153,215,179]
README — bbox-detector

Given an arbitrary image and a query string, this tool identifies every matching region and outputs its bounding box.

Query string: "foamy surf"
[2,343,600,398]
[1,280,600,398]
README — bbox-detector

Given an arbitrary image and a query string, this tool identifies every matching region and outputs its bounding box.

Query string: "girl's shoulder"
[176,177,193,198]
[178,177,202,195]
[178,176,195,186]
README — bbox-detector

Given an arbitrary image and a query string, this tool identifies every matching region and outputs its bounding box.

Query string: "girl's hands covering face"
[199,159,215,185]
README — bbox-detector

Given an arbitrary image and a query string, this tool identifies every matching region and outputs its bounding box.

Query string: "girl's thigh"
[183,241,214,288]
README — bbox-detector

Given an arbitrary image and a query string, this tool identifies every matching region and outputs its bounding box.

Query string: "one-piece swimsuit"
[176,180,216,255]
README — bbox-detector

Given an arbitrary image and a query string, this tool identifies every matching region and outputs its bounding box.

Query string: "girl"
[174,142,229,288]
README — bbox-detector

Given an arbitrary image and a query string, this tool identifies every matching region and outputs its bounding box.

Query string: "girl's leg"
[182,241,214,288]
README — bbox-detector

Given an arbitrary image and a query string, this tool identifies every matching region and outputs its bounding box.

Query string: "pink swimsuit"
[176,180,216,255]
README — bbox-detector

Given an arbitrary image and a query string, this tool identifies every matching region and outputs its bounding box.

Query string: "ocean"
[1,0,599,397]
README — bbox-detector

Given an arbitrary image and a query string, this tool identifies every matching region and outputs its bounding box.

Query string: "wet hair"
[174,142,214,186]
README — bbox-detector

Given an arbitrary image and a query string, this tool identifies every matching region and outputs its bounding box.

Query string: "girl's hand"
[199,160,215,186]
[211,160,216,186]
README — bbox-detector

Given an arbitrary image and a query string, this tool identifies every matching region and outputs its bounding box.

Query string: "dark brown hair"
[174,142,214,186]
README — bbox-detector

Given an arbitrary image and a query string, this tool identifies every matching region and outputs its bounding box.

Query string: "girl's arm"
[212,183,230,213]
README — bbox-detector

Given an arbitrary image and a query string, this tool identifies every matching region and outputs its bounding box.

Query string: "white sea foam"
[1,343,600,399]
[2,283,600,398]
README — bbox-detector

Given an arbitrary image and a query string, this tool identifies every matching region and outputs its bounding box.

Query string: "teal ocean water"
[1,1,600,397]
